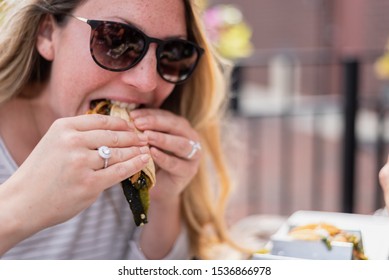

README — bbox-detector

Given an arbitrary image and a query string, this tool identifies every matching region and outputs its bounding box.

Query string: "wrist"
[150,193,181,213]
[0,186,23,255]
[0,179,39,255]
[140,195,182,259]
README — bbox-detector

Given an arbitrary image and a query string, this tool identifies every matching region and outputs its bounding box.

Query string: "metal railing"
[225,50,389,220]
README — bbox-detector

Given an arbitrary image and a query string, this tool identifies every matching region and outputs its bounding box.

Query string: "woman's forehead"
[77,0,187,37]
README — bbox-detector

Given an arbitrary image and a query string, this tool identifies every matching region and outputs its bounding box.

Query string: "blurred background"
[197,0,389,224]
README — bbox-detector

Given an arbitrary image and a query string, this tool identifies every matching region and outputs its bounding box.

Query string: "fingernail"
[138,133,148,142]
[141,154,150,162]
[134,117,147,127]
[129,110,140,118]
[144,130,155,141]
[140,146,149,154]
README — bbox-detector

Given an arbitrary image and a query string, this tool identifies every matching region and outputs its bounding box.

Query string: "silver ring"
[98,146,112,169]
[186,140,201,159]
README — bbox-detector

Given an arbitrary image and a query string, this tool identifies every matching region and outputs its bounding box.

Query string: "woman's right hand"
[0,114,150,253]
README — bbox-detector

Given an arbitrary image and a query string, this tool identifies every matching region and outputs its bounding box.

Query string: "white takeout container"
[253,228,363,260]
[252,210,389,260]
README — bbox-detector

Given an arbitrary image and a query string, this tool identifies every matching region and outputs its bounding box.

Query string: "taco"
[88,100,156,226]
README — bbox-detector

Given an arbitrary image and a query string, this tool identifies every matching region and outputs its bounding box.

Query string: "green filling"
[132,172,152,216]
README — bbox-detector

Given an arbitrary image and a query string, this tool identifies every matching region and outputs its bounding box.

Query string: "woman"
[0,0,232,259]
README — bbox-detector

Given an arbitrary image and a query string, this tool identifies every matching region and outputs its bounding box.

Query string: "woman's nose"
[120,46,159,92]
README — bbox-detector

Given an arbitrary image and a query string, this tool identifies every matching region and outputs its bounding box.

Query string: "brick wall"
[209,0,389,54]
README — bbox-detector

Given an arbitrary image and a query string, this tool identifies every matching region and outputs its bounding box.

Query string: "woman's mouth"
[111,100,138,110]
[89,99,140,111]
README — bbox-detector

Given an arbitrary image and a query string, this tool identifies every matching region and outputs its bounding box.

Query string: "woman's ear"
[36,15,56,61]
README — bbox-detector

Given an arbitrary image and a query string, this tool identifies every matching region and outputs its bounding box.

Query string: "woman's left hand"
[379,154,389,211]
[130,108,201,202]
[130,108,201,259]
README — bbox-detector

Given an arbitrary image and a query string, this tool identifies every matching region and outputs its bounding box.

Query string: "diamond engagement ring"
[186,140,201,159]
[98,146,112,169]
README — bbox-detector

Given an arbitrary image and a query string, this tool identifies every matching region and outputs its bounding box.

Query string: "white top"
[0,137,190,260]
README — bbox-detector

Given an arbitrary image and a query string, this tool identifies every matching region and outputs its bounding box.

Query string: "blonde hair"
[0,0,86,103]
[179,0,236,259]
[0,0,235,259]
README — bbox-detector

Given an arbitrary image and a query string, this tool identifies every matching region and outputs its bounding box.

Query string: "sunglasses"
[69,15,204,83]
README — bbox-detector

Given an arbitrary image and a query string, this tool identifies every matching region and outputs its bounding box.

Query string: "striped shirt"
[0,137,189,259]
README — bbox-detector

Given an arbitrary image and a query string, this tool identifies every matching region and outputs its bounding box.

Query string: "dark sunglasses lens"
[90,22,145,70]
[158,41,200,83]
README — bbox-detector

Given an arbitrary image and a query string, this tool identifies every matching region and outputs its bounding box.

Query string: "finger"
[130,109,193,138]
[150,147,196,177]
[91,146,150,170]
[144,130,201,160]
[95,153,151,190]
[81,129,148,149]
[60,114,135,132]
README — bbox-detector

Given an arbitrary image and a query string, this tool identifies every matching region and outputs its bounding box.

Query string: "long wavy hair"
[0,0,234,259]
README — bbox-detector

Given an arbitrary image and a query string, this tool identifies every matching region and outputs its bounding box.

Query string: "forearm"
[139,196,182,259]
[0,180,37,256]
[0,214,23,256]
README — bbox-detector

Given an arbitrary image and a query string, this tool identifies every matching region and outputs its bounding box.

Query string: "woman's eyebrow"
[114,16,187,40]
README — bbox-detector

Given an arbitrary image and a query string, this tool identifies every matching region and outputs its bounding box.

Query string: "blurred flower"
[375,40,389,79]
[202,4,253,59]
